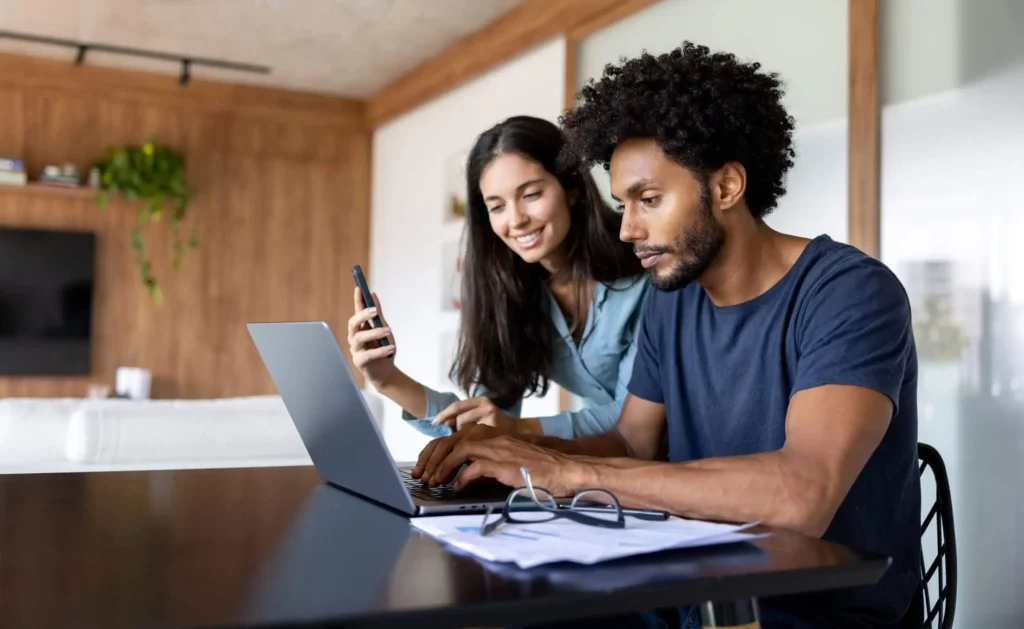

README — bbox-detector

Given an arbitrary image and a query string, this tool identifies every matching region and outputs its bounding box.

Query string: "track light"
[0,29,270,85]
[179,59,191,86]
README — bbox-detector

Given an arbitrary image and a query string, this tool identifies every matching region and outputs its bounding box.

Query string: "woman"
[347,115,647,439]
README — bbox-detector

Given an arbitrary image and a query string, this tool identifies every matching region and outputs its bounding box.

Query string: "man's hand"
[411,424,507,483]
[444,437,589,496]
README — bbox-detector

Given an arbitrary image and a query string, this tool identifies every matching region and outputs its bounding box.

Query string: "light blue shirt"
[404,274,650,439]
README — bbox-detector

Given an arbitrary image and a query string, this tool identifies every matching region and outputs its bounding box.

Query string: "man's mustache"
[634,245,671,255]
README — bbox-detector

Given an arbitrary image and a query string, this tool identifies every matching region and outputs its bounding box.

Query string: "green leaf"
[96,190,108,211]
[131,227,144,251]
[149,197,163,222]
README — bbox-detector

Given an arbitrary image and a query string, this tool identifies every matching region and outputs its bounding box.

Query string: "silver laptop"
[247,321,511,516]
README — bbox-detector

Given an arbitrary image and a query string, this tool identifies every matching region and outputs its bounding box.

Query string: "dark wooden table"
[0,466,889,629]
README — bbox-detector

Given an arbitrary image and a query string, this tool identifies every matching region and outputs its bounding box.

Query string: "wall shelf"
[0,182,97,200]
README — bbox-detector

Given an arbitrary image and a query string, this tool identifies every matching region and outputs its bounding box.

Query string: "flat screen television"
[0,226,96,376]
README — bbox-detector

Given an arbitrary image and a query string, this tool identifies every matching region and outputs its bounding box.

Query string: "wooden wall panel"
[848,0,880,258]
[0,53,370,399]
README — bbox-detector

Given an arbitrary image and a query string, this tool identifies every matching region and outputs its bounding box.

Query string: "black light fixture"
[179,59,191,86]
[0,29,270,85]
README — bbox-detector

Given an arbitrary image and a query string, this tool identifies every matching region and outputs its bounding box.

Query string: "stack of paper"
[411,514,767,569]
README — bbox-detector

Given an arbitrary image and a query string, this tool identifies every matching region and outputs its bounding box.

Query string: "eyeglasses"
[479,466,665,536]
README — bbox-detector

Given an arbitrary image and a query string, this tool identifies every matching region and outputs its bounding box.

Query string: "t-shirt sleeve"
[792,259,914,413]
[627,290,664,404]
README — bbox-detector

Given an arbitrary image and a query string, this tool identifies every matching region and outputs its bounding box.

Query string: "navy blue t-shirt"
[628,235,920,628]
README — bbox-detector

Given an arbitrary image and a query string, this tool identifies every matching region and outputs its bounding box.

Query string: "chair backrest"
[911,442,957,629]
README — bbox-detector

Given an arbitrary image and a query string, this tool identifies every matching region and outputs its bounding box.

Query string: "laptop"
[247,321,512,516]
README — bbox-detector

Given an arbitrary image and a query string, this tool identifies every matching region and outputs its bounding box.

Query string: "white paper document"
[411,514,768,569]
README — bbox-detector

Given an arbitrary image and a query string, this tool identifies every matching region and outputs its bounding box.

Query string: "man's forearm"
[524,430,631,458]
[573,451,834,538]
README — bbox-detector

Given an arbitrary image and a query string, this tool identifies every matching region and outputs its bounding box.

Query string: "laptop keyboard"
[399,468,489,501]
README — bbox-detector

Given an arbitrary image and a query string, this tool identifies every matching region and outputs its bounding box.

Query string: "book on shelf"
[37,174,83,188]
[0,158,25,172]
[0,157,27,186]
[0,171,27,186]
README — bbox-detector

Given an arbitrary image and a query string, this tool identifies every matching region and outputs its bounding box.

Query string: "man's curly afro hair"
[560,42,796,219]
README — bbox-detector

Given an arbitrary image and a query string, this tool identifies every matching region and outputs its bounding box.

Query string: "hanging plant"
[93,138,198,304]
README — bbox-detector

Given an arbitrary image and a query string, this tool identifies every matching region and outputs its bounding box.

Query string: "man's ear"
[711,162,747,212]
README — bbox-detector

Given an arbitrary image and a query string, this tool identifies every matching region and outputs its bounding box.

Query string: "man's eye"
[641,195,661,207]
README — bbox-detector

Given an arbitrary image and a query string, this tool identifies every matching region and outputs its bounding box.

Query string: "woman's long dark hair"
[451,115,642,408]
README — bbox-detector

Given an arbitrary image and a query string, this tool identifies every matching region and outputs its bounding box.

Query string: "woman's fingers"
[455,406,491,431]
[353,344,396,366]
[351,326,392,348]
[347,307,381,339]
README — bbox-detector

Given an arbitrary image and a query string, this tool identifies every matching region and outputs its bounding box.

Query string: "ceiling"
[0,0,525,99]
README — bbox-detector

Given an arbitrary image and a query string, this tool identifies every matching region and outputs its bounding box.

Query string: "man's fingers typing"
[430,440,493,486]
[422,436,463,484]
[412,440,440,478]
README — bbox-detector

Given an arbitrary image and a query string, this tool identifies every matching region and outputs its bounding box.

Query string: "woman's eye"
[523,190,542,200]
[488,205,504,213]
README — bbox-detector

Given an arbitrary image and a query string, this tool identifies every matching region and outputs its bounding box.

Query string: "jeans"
[516,604,818,628]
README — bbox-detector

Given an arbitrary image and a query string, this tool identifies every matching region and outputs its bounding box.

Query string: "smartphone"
[351,265,390,348]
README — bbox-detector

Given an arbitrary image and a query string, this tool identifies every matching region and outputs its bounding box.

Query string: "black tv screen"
[0,226,96,376]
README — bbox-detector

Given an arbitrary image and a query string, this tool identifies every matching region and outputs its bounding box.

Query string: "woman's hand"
[347,287,397,389]
[432,396,539,434]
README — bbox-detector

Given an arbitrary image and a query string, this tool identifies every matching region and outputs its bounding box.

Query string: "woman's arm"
[376,369,431,419]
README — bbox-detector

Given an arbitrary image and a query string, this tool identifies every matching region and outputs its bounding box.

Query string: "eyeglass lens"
[507,488,558,522]
[570,489,622,523]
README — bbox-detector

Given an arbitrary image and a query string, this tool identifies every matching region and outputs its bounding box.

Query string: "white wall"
[573,0,850,243]
[370,37,566,463]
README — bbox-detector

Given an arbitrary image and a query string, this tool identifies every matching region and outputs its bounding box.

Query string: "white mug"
[115,367,152,400]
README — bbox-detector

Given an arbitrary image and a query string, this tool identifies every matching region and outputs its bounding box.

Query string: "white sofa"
[0,391,391,475]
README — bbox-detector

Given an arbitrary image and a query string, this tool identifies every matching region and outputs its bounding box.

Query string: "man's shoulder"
[799,236,909,306]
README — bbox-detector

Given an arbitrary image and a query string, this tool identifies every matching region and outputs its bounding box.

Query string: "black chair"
[904,442,957,629]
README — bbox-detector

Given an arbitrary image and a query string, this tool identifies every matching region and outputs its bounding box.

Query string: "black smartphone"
[351,265,389,348]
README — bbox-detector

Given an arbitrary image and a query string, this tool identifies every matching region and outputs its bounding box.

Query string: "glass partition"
[880,1,1024,625]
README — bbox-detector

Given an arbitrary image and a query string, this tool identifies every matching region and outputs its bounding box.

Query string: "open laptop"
[247,321,511,516]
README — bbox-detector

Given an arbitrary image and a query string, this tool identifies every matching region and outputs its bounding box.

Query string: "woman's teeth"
[515,229,542,248]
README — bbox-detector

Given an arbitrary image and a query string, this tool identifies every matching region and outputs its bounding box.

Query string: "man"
[413,42,920,629]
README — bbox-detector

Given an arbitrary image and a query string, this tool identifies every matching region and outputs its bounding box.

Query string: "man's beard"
[649,187,725,292]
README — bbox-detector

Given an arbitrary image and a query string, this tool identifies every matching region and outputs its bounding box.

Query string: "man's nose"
[619,207,643,243]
